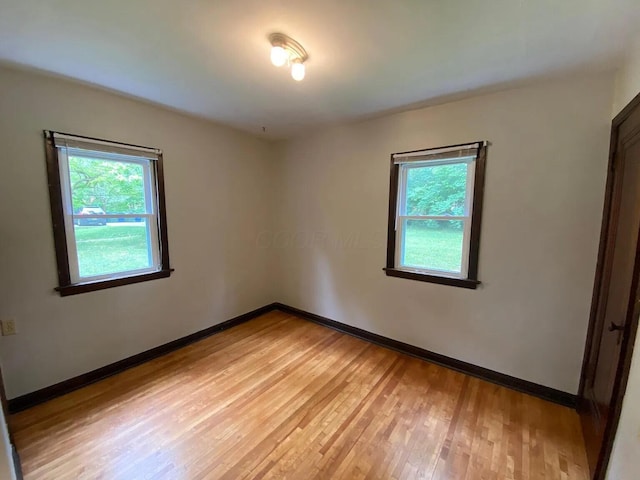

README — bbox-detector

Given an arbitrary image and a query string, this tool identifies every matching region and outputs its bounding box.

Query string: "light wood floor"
[11,310,589,479]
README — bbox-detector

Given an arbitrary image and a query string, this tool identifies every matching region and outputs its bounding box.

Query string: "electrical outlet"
[1,319,17,336]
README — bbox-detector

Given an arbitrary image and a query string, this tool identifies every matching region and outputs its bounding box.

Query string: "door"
[0,363,20,480]
[579,94,640,479]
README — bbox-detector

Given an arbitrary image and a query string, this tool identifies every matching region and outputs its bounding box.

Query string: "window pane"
[74,219,152,278]
[68,156,147,214]
[405,163,468,216]
[401,219,464,273]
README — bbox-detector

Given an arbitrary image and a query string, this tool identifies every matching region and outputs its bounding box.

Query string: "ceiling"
[1,0,639,138]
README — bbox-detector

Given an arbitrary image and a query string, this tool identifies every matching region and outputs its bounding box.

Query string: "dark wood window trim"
[385,141,487,289]
[382,268,480,289]
[44,130,173,296]
[55,270,174,297]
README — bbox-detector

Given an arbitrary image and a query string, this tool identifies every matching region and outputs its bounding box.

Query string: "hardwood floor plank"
[11,310,589,479]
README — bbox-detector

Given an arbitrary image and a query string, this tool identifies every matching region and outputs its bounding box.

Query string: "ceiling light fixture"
[269,33,308,81]
[270,45,288,67]
[290,59,305,81]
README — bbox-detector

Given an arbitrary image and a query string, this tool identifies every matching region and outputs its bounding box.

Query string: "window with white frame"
[385,141,487,289]
[45,131,172,295]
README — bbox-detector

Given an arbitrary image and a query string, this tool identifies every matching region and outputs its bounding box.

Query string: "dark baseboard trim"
[274,303,577,408]
[7,303,278,413]
[8,301,576,414]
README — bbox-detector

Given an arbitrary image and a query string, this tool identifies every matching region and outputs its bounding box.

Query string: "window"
[385,141,487,289]
[44,131,172,296]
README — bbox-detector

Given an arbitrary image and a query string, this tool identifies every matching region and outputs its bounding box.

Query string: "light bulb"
[291,61,305,81]
[270,46,287,67]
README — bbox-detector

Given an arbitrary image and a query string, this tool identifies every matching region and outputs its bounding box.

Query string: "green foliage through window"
[404,163,468,230]
[69,156,146,214]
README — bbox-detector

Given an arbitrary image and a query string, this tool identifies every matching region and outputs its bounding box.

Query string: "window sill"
[55,269,174,297]
[383,268,480,289]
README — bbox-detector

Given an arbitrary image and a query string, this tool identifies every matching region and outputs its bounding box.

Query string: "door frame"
[578,90,640,480]
[0,364,22,479]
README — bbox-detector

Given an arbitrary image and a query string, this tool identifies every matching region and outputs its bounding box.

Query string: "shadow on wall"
[252,223,521,380]
[256,226,385,321]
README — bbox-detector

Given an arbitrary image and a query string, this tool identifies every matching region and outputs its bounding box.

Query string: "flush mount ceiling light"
[269,33,309,81]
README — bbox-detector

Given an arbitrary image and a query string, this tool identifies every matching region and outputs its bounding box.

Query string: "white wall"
[607,34,640,480]
[0,66,276,398]
[272,73,614,393]
[612,35,640,117]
